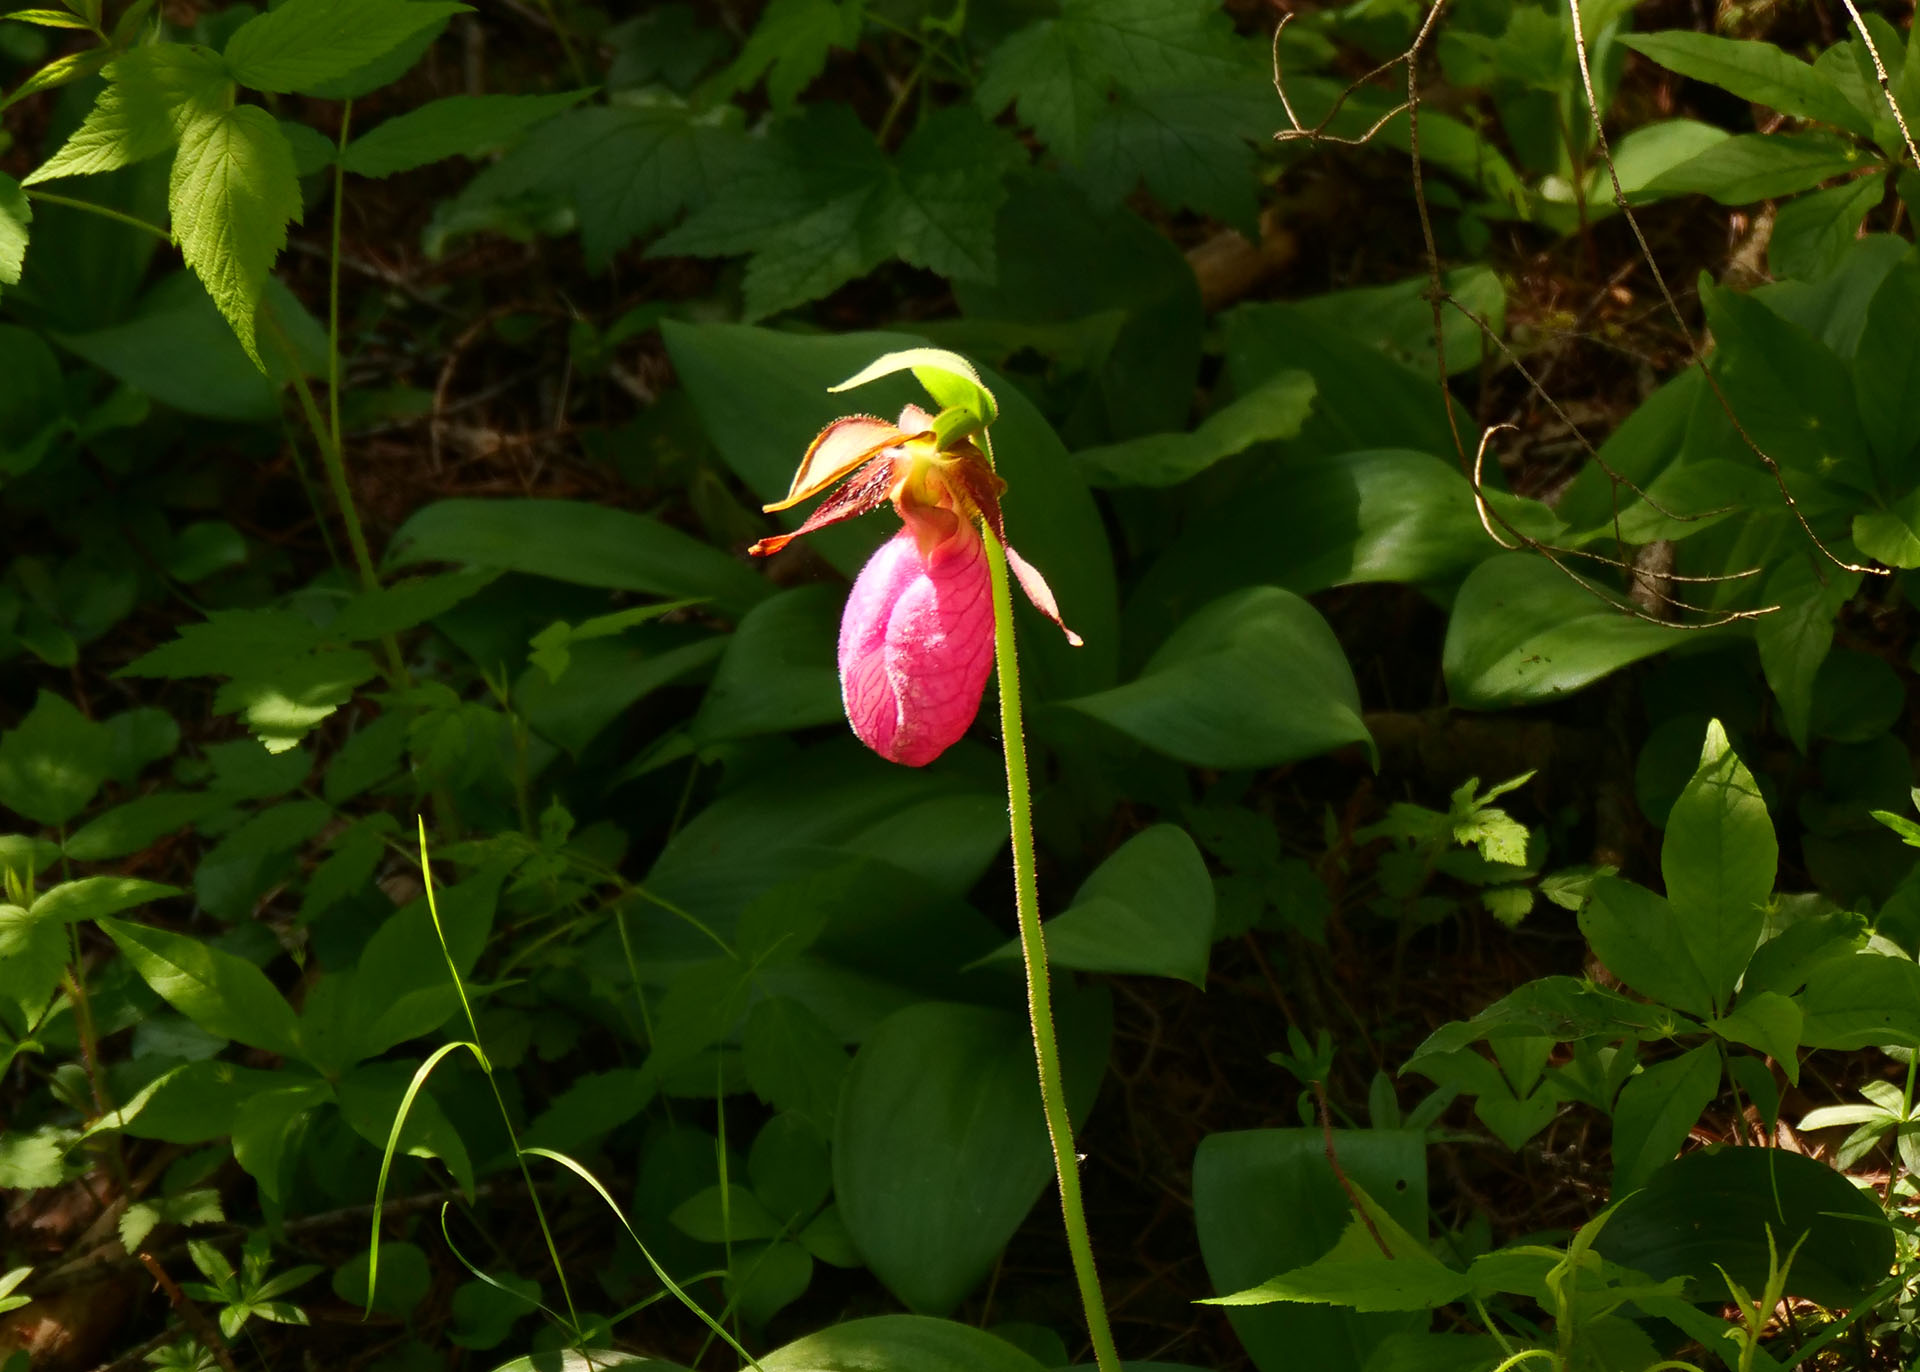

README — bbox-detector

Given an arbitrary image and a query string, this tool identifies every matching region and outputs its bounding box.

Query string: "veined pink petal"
[838,523,994,767]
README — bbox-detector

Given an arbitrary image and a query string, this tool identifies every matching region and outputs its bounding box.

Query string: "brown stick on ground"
[1186,208,1299,311]
[134,1252,240,1372]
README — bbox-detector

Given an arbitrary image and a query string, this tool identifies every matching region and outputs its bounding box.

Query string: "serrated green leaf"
[1077,84,1269,232]
[119,609,324,679]
[4,47,108,109]
[0,172,27,294]
[6,9,95,28]
[454,100,744,271]
[212,648,380,752]
[653,105,1016,318]
[64,791,226,861]
[0,690,111,827]
[223,0,467,95]
[880,106,1021,284]
[342,89,589,177]
[977,0,1247,163]
[1622,32,1874,135]
[710,0,860,110]
[26,44,231,184]
[168,103,302,368]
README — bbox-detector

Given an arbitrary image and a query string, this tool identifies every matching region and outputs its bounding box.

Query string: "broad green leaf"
[1798,951,1920,1048]
[1128,449,1553,651]
[1710,990,1803,1081]
[1853,496,1920,567]
[26,45,231,184]
[29,876,180,925]
[1610,1043,1720,1192]
[692,585,839,743]
[1641,131,1875,204]
[1193,1129,1428,1372]
[0,690,111,826]
[1769,176,1885,280]
[0,903,68,1037]
[347,867,503,1060]
[385,498,768,616]
[1852,255,1920,476]
[1662,722,1776,1011]
[1075,371,1315,488]
[1223,300,1465,460]
[452,100,744,272]
[1755,557,1860,749]
[669,1184,781,1243]
[98,916,300,1058]
[750,1113,831,1222]
[953,177,1203,440]
[1443,554,1688,709]
[988,825,1214,986]
[1577,877,1712,1018]
[1598,1146,1894,1307]
[0,172,26,294]
[519,1067,654,1155]
[337,1060,475,1199]
[834,995,1110,1314]
[526,601,697,683]
[1622,32,1874,134]
[223,0,467,95]
[1702,276,1872,490]
[168,103,302,367]
[487,1354,681,1372]
[518,634,722,758]
[976,0,1247,163]
[1554,119,1730,213]
[1070,586,1371,769]
[341,89,588,177]
[332,1240,431,1318]
[743,996,849,1132]
[194,799,331,921]
[52,271,326,422]
[762,1316,1046,1372]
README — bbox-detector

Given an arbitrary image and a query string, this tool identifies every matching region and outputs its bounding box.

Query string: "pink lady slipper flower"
[750,404,1080,767]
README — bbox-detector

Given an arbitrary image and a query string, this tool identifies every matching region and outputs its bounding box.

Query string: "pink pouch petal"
[838,524,995,767]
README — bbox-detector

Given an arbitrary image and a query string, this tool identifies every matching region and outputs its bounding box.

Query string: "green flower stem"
[983,533,1121,1372]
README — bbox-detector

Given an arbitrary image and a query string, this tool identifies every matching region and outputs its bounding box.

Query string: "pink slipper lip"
[838,520,993,767]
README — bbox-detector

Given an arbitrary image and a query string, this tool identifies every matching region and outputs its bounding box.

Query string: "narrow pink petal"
[838,524,995,767]
[1004,543,1083,647]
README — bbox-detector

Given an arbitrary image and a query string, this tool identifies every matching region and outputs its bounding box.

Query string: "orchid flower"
[750,403,1080,767]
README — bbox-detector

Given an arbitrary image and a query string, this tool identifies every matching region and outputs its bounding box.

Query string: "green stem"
[983,534,1120,1372]
[25,188,169,240]
[329,100,352,457]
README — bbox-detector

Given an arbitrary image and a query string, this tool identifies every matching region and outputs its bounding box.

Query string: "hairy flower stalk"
[754,392,1120,1372]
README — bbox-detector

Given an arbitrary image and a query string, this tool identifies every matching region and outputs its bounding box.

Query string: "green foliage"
[5,0,1920,1368]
